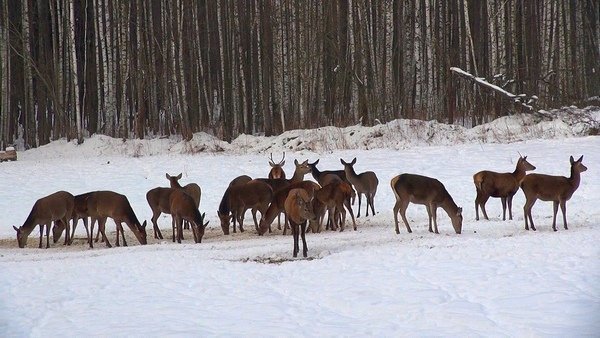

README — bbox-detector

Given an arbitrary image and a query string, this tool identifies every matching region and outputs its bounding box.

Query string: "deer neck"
[170,181,183,189]
[441,194,459,218]
[344,166,359,183]
[512,164,527,182]
[290,170,305,183]
[569,166,581,191]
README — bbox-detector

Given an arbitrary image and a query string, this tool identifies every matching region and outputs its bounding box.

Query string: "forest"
[0,0,598,149]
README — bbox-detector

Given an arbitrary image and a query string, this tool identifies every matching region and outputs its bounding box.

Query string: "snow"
[1,110,599,336]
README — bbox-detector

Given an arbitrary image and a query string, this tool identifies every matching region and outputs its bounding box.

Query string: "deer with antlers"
[341,158,379,217]
[14,191,74,248]
[268,152,286,179]
[474,156,536,221]
[391,174,463,234]
[520,155,587,232]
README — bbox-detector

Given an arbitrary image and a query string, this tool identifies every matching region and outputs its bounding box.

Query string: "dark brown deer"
[169,189,209,243]
[13,191,74,248]
[268,152,286,179]
[315,177,356,232]
[340,158,379,217]
[257,181,321,235]
[520,155,587,231]
[166,173,202,230]
[474,156,536,221]
[146,187,176,239]
[86,191,148,247]
[391,174,463,234]
[52,192,94,247]
[217,175,253,234]
[226,180,274,233]
[308,159,355,204]
[285,189,317,257]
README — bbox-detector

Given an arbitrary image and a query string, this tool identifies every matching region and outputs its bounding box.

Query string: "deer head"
[217,210,233,235]
[517,156,536,172]
[13,226,26,248]
[451,208,463,234]
[268,152,286,179]
[193,212,210,243]
[570,155,587,173]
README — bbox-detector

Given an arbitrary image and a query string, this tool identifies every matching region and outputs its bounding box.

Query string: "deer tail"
[390,175,402,202]
[473,173,484,191]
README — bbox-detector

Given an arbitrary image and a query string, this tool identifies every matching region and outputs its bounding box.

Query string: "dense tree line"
[0,0,598,149]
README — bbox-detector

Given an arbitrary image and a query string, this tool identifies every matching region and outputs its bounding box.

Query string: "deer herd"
[12,152,587,258]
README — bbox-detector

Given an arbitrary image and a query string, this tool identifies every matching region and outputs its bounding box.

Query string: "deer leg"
[88,218,94,248]
[426,205,434,233]
[475,190,481,221]
[238,210,245,233]
[345,198,357,231]
[480,195,490,221]
[368,193,376,216]
[68,218,78,245]
[119,222,128,247]
[171,216,177,242]
[552,201,559,231]
[37,224,43,248]
[283,214,289,235]
[398,199,412,233]
[431,206,439,234]
[151,211,164,239]
[501,197,508,221]
[177,217,184,244]
[115,221,121,247]
[277,214,281,230]
[301,222,308,258]
[560,200,568,230]
[507,195,514,220]
[45,223,51,248]
[357,193,363,218]
[524,198,537,231]
[191,221,199,243]
[99,218,112,248]
[292,222,299,258]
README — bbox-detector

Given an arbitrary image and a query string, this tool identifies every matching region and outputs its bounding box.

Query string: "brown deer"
[52,192,94,247]
[308,159,355,204]
[13,191,74,248]
[520,155,587,232]
[217,175,253,234]
[474,156,536,221]
[257,181,321,235]
[225,179,274,233]
[285,188,317,257]
[169,189,209,243]
[268,152,286,179]
[86,190,148,247]
[146,187,176,239]
[315,177,356,232]
[340,158,379,217]
[391,174,463,234]
[166,173,202,231]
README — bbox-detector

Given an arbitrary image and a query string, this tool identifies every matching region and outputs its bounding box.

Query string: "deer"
[520,155,587,232]
[285,188,317,258]
[169,189,209,243]
[225,179,274,234]
[257,181,321,235]
[217,175,253,234]
[340,158,379,217]
[315,176,356,232]
[166,173,201,231]
[146,187,177,240]
[52,192,94,247]
[391,174,463,234]
[268,152,286,179]
[473,156,536,221]
[86,190,148,248]
[13,191,74,248]
[308,159,355,204]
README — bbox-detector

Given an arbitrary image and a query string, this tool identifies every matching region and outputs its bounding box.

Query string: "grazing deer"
[257,181,321,235]
[391,174,463,234]
[166,173,202,231]
[14,191,74,248]
[285,189,317,257]
[315,177,356,232]
[217,175,253,234]
[268,152,286,179]
[52,192,94,247]
[226,180,274,233]
[520,155,587,231]
[169,189,209,243]
[474,156,536,221]
[340,158,379,217]
[86,191,147,247]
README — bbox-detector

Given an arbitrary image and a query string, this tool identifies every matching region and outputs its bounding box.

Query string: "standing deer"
[146,187,176,239]
[257,181,321,235]
[285,188,317,258]
[520,155,587,231]
[166,173,202,231]
[86,191,147,247]
[308,159,355,204]
[391,174,463,234]
[268,152,286,179]
[13,191,74,248]
[315,177,356,232]
[340,158,379,217]
[226,180,274,233]
[474,156,536,221]
[169,189,209,243]
[217,175,253,234]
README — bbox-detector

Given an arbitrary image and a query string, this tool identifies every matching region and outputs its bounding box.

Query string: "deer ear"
[13,225,19,232]
[315,159,319,165]
[570,156,575,164]
[457,207,463,216]
[294,159,299,165]
[577,155,583,162]
[166,173,171,179]
[177,173,182,179]
[340,158,345,165]
[141,221,147,229]
[351,158,357,165]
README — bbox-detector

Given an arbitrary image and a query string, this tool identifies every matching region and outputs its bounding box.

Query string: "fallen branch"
[451,67,537,112]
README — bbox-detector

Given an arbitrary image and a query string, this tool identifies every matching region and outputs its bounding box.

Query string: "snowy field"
[0,111,599,337]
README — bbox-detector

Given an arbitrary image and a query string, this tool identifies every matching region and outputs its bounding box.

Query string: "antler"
[278,152,286,165]
[269,152,286,166]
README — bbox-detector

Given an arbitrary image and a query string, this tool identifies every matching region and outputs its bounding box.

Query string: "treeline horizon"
[0,0,598,149]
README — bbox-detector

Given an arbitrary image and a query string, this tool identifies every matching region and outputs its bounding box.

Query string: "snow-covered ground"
[1,110,599,336]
